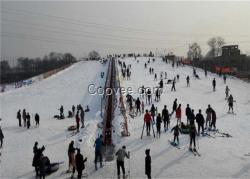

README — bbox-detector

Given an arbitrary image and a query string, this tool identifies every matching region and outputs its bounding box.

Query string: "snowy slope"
[0,57,250,179]
[110,57,250,178]
[0,61,107,178]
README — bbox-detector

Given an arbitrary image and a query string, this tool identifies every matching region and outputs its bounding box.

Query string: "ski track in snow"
[0,57,250,178]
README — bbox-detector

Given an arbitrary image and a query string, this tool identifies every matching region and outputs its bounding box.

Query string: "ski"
[168,140,180,149]
[151,121,155,138]
[204,132,215,138]
[189,148,196,156]
[244,153,250,156]
[66,131,78,138]
[193,149,201,157]
[141,121,145,139]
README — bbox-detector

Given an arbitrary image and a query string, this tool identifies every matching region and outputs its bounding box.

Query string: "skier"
[156,113,162,138]
[76,111,80,132]
[171,78,176,91]
[0,126,4,148]
[189,124,197,150]
[146,89,152,105]
[205,105,212,129]
[228,94,234,113]
[26,112,31,129]
[135,98,141,115]
[80,106,85,128]
[32,145,45,176]
[162,105,170,132]
[195,109,205,136]
[225,86,230,99]
[22,109,27,127]
[186,76,190,87]
[159,79,163,89]
[94,135,103,170]
[17,109,22,127]
[72,105,76,116]
[211,109,217,130]
[150,104,156,123]
[145,149,151,179]
[189,109,196,125]
[176,74,180,81]
[171,124,180,145]
[115,146,130,178]
[75,149,87,179]
[171,99,177,116]
[176,104,182,125]
[154,73,157,81]
[33,141,38,154]
[212,78,216,91]
[185,104,191,124]
[59,105,64,118]
[35,113,40,127]
[223,74,227,84]
[144,110,152,136]
[68,141,76,173]
[205,69,207,77]
[155,88,160,102]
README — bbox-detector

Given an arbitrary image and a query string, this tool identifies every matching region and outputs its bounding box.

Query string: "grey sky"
[1,1,250,60]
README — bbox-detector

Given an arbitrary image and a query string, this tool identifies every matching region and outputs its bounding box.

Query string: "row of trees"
[187,36,226,60]
[1,52,76,84]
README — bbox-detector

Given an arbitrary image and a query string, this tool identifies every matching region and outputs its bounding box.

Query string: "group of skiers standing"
[17,109,40,129]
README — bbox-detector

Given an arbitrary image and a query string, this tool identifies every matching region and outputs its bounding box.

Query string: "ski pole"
[197,135,199,149]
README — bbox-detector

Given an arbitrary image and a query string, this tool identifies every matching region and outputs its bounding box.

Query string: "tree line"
[1,52,77,84]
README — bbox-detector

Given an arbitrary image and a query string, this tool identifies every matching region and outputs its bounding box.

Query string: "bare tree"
[207,36,225,57]
[88,50,100,60]
[187,42,202,60]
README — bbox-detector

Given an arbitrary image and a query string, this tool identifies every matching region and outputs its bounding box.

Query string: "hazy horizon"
[1,1,250,61]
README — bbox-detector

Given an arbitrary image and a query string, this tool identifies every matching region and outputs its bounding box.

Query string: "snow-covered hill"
[0,57,250,178]
[0,60,107,178]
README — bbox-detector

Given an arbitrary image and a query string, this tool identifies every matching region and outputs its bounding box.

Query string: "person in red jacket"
[176,104,182,125]
[144,110,152,136]
[76,111,80,132]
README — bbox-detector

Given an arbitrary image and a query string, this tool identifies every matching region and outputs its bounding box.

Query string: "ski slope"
[0,60,107,178]
[0,57,250,178]
[111,57,250,178]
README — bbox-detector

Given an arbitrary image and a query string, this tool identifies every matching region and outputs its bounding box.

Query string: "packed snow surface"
[0,57,250,178]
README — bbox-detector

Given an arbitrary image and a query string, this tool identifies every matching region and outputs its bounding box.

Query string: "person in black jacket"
[189,109,195,125]
[171,99,177,116]
[171,125,180,145]
[32,145,45,176]
[145,149,151,179]
[162,105,170,132]
[35,113,40,127]
[75,149,87,179]
[196,109,205,135]
[0,126,4,148]
[17,110,22,127]
[135,98,141,115]
[212,78,216,91]
[156,114,162,138]
[185,104,191,124]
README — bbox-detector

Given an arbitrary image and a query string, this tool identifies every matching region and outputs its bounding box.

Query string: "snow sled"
[67,125,77,131]
[180,128,189,134]
[54,115,65,120]
[166,79,173,84]
[38,156,62,175]
[180,123,189,134]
